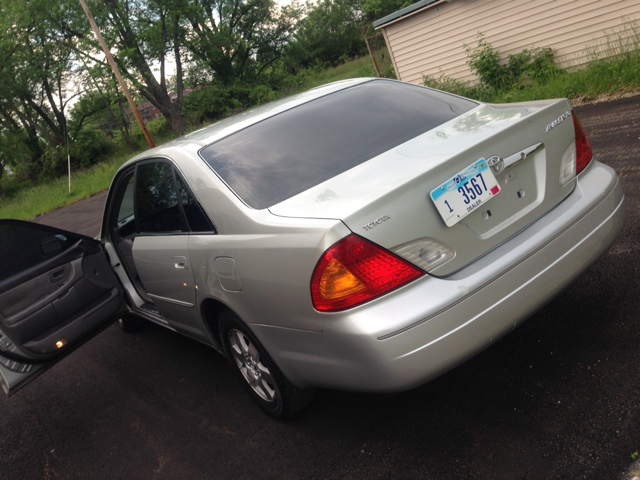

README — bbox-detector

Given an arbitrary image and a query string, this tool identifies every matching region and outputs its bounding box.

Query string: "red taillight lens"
[310,234,424,312]
[572,112,593,175]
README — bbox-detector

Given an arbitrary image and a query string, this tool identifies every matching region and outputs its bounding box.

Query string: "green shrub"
[463,33,564,91]
[423,71,476,98]
[249,84,279,105]
[184,84,247,123]
[183,81,284,124]
[74,128,114,167]
[36,128,114,179]
[464,34,505,90]
[143,117,174,139]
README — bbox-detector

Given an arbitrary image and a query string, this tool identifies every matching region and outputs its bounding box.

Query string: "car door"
[129,160,216,337]
[0,220,126,395]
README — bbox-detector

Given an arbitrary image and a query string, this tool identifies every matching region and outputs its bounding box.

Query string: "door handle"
[173,256,188,270]
[50,268,65,283]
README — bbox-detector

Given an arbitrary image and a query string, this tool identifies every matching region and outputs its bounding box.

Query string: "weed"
[423,70,474,97]
[463,33,506,90]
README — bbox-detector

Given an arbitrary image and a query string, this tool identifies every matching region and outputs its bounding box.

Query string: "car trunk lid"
[269,99,577,276]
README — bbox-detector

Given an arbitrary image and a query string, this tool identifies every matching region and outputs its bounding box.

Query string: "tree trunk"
[157,100,187,137]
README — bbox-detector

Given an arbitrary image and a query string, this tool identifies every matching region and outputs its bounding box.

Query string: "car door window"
[175,172,216,233]
[115,174,136,238]
[136,162,185,234]
[0,222,71,282]
[117,176,135,222]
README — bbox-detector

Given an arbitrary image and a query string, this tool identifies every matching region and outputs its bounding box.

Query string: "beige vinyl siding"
[381,0,640,85]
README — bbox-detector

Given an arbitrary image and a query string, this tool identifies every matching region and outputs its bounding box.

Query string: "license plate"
[430,159,501,227]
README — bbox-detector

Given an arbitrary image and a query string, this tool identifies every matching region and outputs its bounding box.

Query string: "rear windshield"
[199,80,477,209]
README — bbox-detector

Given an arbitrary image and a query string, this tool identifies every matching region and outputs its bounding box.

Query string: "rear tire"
[218,309,316,419]
[118,312,145,333]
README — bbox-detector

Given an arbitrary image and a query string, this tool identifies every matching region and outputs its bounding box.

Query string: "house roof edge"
[373,0,443,28]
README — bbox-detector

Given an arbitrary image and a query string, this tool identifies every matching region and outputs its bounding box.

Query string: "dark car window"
[136,162,185,233]
[175,172,216,233]
[199,79,477,209]
[0,223,72,282]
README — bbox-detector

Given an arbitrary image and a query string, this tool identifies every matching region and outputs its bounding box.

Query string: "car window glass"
[175,172,216,233]
[111,172,137,238]
[136,162,184,233]
[117,175,135,223]
[0,223,72,282]
[200,79,477,209]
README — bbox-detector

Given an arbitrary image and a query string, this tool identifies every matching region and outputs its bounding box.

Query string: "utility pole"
[78,0,155,148]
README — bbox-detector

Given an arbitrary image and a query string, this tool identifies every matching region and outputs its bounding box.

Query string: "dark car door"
[0,219,125,395]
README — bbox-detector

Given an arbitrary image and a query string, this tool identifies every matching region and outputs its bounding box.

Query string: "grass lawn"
[491,50,640,104]
[0,153,130,221]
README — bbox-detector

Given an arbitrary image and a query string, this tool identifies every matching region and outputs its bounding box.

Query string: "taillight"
[572,112,593,175]
[311,234,424,312]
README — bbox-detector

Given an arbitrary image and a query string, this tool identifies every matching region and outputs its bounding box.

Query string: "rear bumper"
[252,160,626,391]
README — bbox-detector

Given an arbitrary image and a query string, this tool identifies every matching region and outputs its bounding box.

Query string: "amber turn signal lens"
[319,259,365,300]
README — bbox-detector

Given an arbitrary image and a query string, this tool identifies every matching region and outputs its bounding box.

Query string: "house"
[129,101,162,123]
[126,88,195,123]
[374,0,640,85]
[169,87,195,103]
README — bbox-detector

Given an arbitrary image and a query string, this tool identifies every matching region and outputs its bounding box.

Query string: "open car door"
[0,219,126,395]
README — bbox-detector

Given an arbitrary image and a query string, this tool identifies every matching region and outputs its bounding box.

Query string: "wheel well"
[201,298,228,349]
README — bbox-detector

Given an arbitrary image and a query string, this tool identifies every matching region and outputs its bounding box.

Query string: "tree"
[80,0,189,136]
[360,0,414,24]
[75,62,136,151]
[75,0,300,136]
[179,0,301,85]
[285,0,365,69]
[0,0,87,178]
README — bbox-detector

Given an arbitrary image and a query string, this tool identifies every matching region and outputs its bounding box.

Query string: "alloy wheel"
[228,328,276,402]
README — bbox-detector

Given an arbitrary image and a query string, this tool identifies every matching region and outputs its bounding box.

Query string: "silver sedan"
[0,78,625,418]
